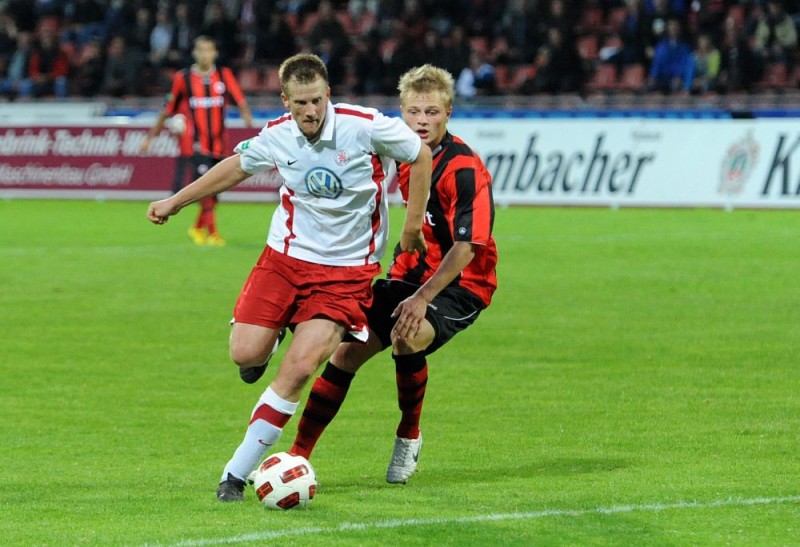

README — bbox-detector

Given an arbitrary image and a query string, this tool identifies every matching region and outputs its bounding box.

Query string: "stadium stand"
[0,0,799,103]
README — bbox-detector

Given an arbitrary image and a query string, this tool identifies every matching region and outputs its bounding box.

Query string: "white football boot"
[386,433,422,484]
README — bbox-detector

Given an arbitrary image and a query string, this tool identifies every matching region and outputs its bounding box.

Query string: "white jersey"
[235,101,421,266]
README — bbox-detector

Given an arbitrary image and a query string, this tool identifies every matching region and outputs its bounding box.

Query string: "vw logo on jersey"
[305,167,343,199]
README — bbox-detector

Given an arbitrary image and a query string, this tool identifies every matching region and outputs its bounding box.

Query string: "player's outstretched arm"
[400,144,431,253]
[146,154,251,224]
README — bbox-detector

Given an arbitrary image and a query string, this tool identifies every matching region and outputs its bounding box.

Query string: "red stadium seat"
[757,63,788,89]
[588,64,618,91]
[238,68,261,94]
[577,35,599,61]
[264,67,281,93]
[619,64,645,91]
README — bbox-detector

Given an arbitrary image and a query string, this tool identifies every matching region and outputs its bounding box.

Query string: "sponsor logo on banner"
[484,134,656,197]
[718,132,759,196]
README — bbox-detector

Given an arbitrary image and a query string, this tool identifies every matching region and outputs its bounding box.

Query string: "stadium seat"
[619,64,646,91]
[757,63,788,90]
[509,65,535,92]
[606,7,627,30]
[238,68,261,94]
[588,64,618,91]
[470,36,489,57]
[264,67,281,93]
[577,8,604,33]
[494,65,511,93]
[728,5,745,28]
[577,35,599,61]
[298,12,319,36]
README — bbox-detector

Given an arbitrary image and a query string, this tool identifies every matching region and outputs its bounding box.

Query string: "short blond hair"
[397,64,455,108]
[279,53,329,92]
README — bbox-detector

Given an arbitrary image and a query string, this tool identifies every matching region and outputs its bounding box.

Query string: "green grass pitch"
[1,199,798,545]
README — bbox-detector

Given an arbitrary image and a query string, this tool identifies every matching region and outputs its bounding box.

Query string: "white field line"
[167,495,800,546]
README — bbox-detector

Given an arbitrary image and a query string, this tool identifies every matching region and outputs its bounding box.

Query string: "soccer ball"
[165,113,186,135]
[251,452,317,510]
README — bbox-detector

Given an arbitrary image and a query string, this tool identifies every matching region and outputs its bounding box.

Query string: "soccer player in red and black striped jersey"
[289,64,498,483]
[141,36,254,246]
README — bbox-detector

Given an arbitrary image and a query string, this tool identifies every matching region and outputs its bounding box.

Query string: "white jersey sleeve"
[370,111,422,163]
[234,127,277,175]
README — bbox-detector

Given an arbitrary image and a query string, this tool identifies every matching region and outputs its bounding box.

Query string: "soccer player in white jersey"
[146,53,432,502]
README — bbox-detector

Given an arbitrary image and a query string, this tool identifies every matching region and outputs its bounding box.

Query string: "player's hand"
[139,137,151,154]
[399,228,427,253]
[391,293,428,342]
[147,197,181,225]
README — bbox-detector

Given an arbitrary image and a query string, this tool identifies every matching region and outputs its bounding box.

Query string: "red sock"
[393,352,427,440]
[198,196,217,234]
[290,363,354,459]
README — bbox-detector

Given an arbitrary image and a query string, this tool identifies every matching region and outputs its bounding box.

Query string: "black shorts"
[191,154,222,178]
[367,278,485,355]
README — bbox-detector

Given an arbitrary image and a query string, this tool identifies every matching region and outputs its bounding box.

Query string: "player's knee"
[229,341,266,368]
[392,336,427,355]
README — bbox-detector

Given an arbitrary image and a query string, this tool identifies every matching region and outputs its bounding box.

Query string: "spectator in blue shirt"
[648,18,691,93]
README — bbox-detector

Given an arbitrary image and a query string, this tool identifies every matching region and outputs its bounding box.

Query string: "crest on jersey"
[213,81,226,95]
[305,167,343,199]
[334,150,349,165]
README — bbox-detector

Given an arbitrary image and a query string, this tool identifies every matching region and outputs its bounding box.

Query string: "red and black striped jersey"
[391,132,498,307]
[164,65,247,158]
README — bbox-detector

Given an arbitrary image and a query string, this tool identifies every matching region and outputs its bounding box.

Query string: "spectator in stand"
[101,35,139,97]
[149,7,174,68]
[168,2,196,68]
[104,0,130,40]
[28,25,69,98]
[754,0,797,65]
[437,25,471,81]
[685,33,720,94]
[308,0,350,61]
[399,0,428,44]
[0,30,32,99]
[611,0,650,69]
[648,18,692,94]
[0,12,18,73]
[386,25,425,90]
[521,26,583,94]
[644,0,676,63]
[644,0,685,16]
[537,0,575,49]
[351,31,386,95]
[63,0,106,47]
[70,37,104,96]
[693,0,727,46]
[718,13,763,92]
[456,49,497,98]
[125,6,153,69]
[500,0,539,63]
[200,2,238,65]
[5,0,37,33]
[314,37,346,92]
[255,11,296,64]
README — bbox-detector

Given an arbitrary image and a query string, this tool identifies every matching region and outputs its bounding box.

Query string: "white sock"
[220,386,298,482]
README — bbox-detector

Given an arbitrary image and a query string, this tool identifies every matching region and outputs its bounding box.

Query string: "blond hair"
[397,65,455,108]
[279,53,329,92]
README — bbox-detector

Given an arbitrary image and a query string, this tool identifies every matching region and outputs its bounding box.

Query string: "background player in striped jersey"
[287,64,498,484]
[141,35,254,246]
[146,53,432,501]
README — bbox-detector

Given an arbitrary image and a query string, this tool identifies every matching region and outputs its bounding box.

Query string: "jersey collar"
[290,101,336,144]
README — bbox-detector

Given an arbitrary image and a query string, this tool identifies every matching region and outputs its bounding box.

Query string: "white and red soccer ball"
[251,452,317,510]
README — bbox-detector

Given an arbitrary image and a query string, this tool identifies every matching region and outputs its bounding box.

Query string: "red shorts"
[233,247,381,337]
